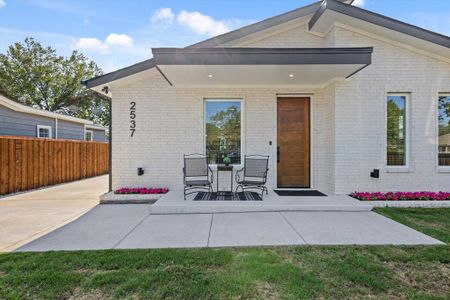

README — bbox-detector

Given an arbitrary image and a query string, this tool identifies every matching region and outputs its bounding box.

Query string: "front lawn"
[0,209,448,299]
[1,246,448,299]
[375,207,450,243]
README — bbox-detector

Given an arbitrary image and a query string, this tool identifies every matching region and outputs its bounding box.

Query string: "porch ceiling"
[151,47,373,87]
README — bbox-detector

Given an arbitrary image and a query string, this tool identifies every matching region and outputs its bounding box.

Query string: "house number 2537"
[130,101,136,137]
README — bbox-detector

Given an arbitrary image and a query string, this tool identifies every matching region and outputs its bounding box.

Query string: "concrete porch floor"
[151,190,373,214]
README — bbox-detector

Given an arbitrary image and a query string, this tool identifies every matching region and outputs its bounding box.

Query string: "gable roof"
[310,0,450,49]
[83,0,450,90]
[0,94,105,129]
[188,2,321,48]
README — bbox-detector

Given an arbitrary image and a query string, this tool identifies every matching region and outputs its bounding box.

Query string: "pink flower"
[350,191,450,201]
[114,187,169,195]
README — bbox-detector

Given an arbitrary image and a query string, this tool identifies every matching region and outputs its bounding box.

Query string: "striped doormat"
[193,192,262,201]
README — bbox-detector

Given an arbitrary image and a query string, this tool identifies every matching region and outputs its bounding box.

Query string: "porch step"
[151,192,372,214]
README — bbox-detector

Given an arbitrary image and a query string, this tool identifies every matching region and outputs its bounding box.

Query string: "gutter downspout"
[55,117,58,139]
[108,98,112,192]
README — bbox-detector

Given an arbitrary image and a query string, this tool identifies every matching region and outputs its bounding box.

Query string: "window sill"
[437,167,450,173]
[386,167,412,173]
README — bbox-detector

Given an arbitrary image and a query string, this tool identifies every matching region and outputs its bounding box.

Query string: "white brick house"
[84,0,450,195]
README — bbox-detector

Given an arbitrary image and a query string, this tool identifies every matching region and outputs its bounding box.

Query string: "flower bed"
[351,191,450,201]
[114,187,169,195]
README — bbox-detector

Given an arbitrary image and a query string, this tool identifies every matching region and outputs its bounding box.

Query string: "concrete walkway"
[18,204,442,251]
[0,176,108,252]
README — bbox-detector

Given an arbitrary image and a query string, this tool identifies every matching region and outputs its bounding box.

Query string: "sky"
[0,0,449,74]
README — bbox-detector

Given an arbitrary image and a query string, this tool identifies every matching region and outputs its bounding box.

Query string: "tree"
[206,105,241,163]
[0,38,109,126]
[438,96,450,137]
[387,99,405,149]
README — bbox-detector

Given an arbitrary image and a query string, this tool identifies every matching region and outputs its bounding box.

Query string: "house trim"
[309,0,450,49]
[0,94,93,125]
[152,47,373,65]
[36,125,52,139]
[437,93,450,173]
[85,129,94,141]
[82,59,156,89]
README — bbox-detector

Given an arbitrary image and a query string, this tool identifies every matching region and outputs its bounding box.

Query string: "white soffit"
[157,64,366,87]
[310,10,450,60]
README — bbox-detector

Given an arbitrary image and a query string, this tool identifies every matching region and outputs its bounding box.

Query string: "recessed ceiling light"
[208,74,213,78]
[289,74,294,78]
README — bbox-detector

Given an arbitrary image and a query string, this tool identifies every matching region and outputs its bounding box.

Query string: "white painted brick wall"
[331,25,450,194]
[111,75,331,192]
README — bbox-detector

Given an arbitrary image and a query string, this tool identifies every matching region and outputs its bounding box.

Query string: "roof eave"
[82,59,155,89]
[309,0,450,48]
[152,47,373,65]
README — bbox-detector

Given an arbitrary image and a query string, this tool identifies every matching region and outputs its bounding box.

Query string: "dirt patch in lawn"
[255,281,280,300]
[68,289,108,300]
[386,261,450,296]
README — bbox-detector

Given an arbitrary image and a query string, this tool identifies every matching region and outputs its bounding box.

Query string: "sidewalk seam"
[207,214,214,247]
[112,211,153,248]
[279,212,308,245]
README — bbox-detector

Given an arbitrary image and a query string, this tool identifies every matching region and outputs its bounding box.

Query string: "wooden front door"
[277,97,310,188]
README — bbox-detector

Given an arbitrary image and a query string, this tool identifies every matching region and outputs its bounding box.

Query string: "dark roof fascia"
[82,59,155,89]
[187,2,321,48]
[309,0,450,48]
[152,47,373,65]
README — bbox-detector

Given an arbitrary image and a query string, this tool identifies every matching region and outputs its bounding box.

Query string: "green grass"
[0,209,449,299]
[375,208,450,243]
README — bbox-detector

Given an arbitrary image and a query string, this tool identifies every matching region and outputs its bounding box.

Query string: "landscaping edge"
[99,191,162,204]
[367,201,450,208]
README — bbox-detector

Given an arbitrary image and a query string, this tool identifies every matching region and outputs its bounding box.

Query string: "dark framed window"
[438,95,450,166]
[205,100,242,164]
[387,94,407,166]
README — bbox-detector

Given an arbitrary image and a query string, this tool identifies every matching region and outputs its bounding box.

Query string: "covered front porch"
[150,47,372,195]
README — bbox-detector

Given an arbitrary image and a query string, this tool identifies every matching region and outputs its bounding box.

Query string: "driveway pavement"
[18,204,442,251]
[0,176,108,252]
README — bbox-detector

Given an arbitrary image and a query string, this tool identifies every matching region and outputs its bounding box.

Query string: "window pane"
[205,100,241,164]
[85,132,93,141]
[39,128,49,138]
[387,95,406,166]
[438,96,450,166]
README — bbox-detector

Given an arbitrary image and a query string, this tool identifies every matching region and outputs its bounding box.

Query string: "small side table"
[216,165,234,194]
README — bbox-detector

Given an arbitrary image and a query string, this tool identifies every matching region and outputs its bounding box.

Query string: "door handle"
[277,146,280,163]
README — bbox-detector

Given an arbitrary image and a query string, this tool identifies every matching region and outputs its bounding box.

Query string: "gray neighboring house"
[0,94,107,142]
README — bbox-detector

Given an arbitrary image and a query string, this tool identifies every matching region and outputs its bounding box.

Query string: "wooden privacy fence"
[0,136,109,196]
